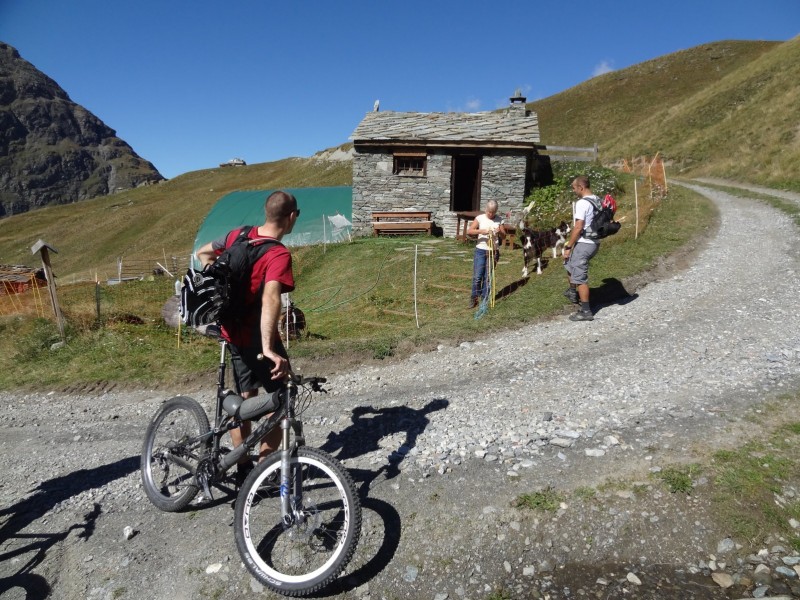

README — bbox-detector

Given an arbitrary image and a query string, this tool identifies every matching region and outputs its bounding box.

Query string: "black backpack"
[582,195,621,240]
[179,226,282,328]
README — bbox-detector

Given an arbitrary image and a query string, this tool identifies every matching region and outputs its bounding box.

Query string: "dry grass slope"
[0,158,351,279]
[531,38,799,189]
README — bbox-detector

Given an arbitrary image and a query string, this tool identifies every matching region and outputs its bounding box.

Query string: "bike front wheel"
[234,446,362,596]
[140,396,210,512]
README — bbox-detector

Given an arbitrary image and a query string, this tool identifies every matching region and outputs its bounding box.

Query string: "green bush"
[523,161,623,229]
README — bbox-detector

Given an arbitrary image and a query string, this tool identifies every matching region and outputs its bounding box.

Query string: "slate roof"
[0,264,43,283]
[351,109,540,147]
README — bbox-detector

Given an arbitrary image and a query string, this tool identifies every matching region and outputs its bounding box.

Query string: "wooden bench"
[372,211,433,236]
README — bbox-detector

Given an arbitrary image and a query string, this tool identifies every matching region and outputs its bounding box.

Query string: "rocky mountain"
[0,42,164,217]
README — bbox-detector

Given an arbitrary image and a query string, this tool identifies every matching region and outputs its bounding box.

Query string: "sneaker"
[563,287,579,304]
[569,309,594,322]
[469,297,478,308]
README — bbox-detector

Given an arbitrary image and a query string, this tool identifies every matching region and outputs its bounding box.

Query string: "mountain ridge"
[0,42,164,217]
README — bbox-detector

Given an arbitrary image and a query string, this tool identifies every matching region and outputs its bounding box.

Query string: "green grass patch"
[653,464,701,494]
[515,486,565,512]
[574,486,597,501]
[706,408,800,546]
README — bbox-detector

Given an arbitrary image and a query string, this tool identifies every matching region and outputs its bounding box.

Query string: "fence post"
[95,281,102,322]
[634,179,640,240]
[31,239,66,341]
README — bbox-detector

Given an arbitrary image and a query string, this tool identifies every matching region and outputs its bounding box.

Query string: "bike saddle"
[222,390,281,421]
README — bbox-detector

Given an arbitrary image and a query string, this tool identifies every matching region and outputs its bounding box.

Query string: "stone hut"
[349,94,540,237]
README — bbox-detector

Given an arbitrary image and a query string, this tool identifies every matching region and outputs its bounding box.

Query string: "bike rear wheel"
[234,446,361,596]
[140,396,210,512]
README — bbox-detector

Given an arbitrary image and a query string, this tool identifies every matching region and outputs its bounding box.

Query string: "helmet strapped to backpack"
[179,226,282,328]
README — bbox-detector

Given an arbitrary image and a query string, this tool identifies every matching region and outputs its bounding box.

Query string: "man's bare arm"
[195,242,216,268]
[259,280,289,379]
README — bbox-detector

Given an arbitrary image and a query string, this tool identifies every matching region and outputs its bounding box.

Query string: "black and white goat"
[520,221,571,278]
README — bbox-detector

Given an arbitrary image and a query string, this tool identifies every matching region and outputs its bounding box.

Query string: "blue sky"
[1,0,797,179]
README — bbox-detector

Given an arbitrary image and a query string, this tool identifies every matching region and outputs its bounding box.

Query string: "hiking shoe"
[569,309,594,322]
[563,287,579,304]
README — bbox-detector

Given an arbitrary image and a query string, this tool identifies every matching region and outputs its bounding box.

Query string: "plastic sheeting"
[191,186,352,266]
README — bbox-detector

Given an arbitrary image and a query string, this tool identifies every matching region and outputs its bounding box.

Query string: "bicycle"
[140,326,362,596]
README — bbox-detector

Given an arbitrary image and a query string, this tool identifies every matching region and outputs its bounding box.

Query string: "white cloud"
[592,60,614,77]
[465,98,482,111]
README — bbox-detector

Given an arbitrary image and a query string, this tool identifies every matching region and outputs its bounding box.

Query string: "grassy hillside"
[605,37,800,188]
[0,157,351,280]
[530,38,799,190]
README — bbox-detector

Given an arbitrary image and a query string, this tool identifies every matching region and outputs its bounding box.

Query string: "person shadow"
[0,456,139,598]
[321,397,449,487]
[316,398,449,596]
[495,276,529,301]
[591,277,638,314]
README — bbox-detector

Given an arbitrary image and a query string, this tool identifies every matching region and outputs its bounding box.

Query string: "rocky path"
[1,182,799,600]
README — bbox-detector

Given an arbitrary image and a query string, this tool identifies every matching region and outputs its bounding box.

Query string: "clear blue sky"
[1,0,797,179]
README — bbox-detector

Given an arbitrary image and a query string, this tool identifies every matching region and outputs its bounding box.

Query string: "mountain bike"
[140,327,361,596]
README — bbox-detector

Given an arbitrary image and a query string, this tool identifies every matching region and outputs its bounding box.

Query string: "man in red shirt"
[195,190,299,485]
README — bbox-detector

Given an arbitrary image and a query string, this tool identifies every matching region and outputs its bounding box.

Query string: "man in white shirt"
[562,176,599,321]
[467,200,506,308]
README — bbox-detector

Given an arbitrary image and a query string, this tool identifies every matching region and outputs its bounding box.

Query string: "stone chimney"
[508,88,528,116]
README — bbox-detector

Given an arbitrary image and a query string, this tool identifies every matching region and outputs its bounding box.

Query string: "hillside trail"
[0,179,799,600]
[690,177,800,205]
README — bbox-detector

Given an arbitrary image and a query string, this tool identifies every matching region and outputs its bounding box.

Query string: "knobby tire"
[234,447,361,596]
[140,396,210,512]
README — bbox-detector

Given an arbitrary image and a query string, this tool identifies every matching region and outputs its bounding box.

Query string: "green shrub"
[523,161,623,228]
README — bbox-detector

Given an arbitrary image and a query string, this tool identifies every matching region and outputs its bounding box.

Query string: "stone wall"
[353,148,532,237]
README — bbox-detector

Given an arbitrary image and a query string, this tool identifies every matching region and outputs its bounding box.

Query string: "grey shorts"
[565,242,599,285]
[230,340,287,395]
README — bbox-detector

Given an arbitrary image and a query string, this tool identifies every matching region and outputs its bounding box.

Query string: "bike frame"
[193,338,308,521]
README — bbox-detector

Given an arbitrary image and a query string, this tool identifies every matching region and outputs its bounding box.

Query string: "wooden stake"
[30,240,65,342]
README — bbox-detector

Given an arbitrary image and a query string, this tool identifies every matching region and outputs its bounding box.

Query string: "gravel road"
[1,182,799,600]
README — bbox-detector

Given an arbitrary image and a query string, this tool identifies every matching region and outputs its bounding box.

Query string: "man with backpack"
[195,190,299,485]
[563,176,601,322]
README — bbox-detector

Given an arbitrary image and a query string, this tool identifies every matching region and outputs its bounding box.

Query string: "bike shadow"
[313,398,449,596]
[0,455,138,596]
[321,397,449,483]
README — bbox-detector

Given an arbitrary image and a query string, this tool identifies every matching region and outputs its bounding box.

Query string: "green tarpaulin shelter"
[192,186,352,266]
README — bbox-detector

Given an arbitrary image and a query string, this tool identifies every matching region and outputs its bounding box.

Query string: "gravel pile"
[1,182,799,599]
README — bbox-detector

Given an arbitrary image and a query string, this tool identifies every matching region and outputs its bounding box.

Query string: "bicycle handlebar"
[254,353,326,389]
[292,374,327,389]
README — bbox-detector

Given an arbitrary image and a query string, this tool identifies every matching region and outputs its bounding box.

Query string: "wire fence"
[58,253,193,286]
[1,253,190,334]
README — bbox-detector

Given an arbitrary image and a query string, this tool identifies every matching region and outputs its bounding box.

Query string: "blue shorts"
[565,242,599,285]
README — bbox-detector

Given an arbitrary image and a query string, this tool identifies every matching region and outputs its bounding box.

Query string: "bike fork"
[279,420,294,525]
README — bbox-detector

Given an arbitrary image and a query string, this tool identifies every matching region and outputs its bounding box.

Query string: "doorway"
[450,155,482,212]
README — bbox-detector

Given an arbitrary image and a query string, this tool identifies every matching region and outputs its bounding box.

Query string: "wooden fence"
[535,143,599,162]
